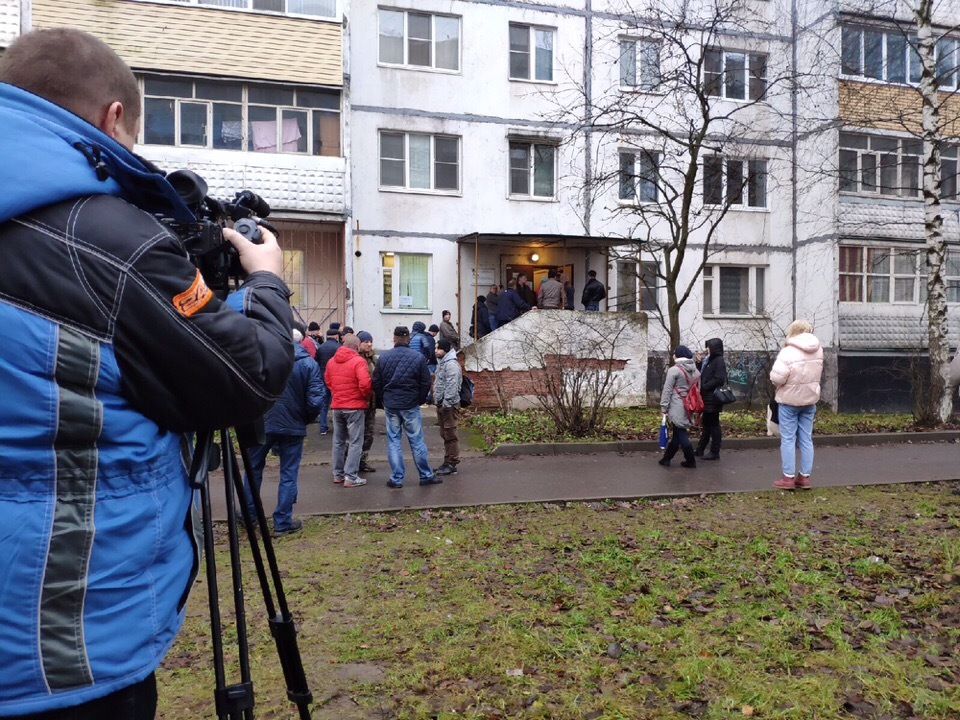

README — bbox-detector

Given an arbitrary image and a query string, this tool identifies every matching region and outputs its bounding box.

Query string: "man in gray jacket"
[433,338,462,475]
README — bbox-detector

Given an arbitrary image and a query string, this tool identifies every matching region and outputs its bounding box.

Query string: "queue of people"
[657,320,824,490]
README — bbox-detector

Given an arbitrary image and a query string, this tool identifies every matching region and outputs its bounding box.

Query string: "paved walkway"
[205,409,960,519]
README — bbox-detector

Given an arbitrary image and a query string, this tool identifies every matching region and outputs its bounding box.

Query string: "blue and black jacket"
[0,82,294,715]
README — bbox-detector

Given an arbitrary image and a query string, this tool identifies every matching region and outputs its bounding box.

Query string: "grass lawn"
[158,484,960,719]
[466,407,935,450]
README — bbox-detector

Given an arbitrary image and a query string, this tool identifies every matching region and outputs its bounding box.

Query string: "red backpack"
[675,365,704,415]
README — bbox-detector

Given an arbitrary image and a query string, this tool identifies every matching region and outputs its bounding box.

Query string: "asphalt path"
[205,425,960,520]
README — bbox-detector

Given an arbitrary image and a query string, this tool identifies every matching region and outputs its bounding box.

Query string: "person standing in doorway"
[495,279,531,326]
[537,269,564,309]
[770,319,823,490]
[433,338,462,476]
[582,269,606,311]
[516,273,537,310]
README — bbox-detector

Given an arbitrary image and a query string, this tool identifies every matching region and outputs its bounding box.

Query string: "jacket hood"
[785,332,821,354]
[332,345,359,363]
[0,82,194,224]
[439,351,458,365]
[294,343,310,361]
[412,321,427,333]
[674,357,697,373]
[705,338,724,356]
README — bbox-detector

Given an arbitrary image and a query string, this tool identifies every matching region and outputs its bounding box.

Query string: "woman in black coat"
[695,337,727,459]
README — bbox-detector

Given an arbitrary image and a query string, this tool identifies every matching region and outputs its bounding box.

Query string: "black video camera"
[163,170,275,297]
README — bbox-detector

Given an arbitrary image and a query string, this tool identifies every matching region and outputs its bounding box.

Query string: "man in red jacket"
[324,333,373,487]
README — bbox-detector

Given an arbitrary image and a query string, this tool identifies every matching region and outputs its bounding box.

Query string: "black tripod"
[188,426,312,720]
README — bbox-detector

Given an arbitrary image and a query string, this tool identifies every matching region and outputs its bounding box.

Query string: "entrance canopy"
[456,232,637,251]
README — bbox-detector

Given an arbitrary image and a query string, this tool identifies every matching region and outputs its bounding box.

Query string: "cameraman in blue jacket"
[0,30,294,719]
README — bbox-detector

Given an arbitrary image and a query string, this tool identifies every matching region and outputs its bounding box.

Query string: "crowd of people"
[658,320,824,490]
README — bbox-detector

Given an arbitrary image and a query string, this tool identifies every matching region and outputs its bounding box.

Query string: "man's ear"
[98,101,135,149]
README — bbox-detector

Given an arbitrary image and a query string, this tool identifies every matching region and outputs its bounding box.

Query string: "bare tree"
[550,0,802,351]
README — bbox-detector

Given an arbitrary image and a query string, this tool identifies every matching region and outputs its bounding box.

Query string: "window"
[381,252,430,310]
[837,245,952,303]
[379,132,460,192]
[509,24,554,81]
[153,0,337,19]
[704,48,767,100]
[839,133,922,196]
[509,141,556,198]
[619,150,660,203]
[619,38,660,91]
[378,9,460,71]
[703,157,767,208]
[703,266,766,315]
[141,75,340,155]
[616,260,660,312]
[839,25,960,88]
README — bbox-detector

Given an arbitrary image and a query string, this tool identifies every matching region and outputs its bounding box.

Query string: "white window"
[703,157,767,208]
[509,24,554,81]
[381,252,430,310]
[151,0,337,19]
[839,133,923,197]
[509,141,556,198]
[619,38,660,91]
[703,266,766,315]
[619,151,660,203]
[704,48,767,100]
[141,75,341,155]
[839,245,929,303]
[378,9,460,71]
[841,25,937,86]
[379,132,460,192]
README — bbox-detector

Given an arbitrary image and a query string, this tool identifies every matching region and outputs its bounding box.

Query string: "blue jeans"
[384,407,434,484]
[245,433,304,531]
[778,403,816,477]
[584,303,599,311]
[332,408,365,481]
[488,315,498,331]
[317,380,330,433]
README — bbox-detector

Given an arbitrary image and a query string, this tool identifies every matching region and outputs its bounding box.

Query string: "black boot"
[700,451,720,461]
[680,458,697,468]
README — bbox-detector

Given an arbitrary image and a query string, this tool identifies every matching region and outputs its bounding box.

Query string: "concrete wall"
[461,310,648,409]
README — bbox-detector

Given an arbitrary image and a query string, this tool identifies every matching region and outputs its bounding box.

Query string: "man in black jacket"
[494,279,531,326]
[372,326,439,488]
[314,323,342,434]
[581,269,607,311]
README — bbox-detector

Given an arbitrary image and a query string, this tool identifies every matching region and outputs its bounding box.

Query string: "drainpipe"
[790,0,799,320]
[583,0,593,237]
[20,0,31,32]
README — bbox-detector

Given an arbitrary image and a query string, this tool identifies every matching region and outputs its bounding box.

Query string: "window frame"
[139,74,341,156]
[508,140,558,199]
[702,156,768,209]
[703,48,767,100]
[839,132,924,197]
[841,24,960,89]
[509,23,556,82]
[618,150,661,203]
[380,251,432,311]
[619,36,661,91]
[703,265,767,316]
[378,131,461,194]
[133,0,339,20]
[377,8,461,72]
[837,244,943,304]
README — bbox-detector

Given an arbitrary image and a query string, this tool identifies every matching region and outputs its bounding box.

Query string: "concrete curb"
[488,431,960,456]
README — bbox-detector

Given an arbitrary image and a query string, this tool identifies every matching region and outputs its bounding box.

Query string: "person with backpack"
[432,338,462,476]
[658,345,701,468]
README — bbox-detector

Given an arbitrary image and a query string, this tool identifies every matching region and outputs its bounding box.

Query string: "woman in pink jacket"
[770,319,824,490]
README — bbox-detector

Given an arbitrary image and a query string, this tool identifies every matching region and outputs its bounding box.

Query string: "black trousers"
[697,411,722,454]
[14,674,157,720]
[663,425,695,461]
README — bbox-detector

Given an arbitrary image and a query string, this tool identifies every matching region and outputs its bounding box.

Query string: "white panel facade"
[0,0,20,46]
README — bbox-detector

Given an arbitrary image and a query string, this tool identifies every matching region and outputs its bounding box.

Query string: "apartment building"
[20,0,348,329]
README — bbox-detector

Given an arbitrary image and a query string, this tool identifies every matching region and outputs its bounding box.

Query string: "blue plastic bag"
[659,414,668,450]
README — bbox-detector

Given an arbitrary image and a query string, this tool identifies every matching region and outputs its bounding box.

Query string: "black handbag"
[714,386,736,405]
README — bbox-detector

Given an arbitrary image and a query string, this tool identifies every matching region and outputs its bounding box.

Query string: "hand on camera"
[223,224,283,278]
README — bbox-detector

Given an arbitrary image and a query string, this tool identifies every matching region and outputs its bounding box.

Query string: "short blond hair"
[786,319,813,338]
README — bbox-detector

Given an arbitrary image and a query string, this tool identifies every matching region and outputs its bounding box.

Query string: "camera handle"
[189,428,313,720]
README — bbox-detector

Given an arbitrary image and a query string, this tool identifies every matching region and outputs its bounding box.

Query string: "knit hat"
[307,321,321,332]
[393,325,410,337]
[437,338,452,352]
[327,322,341,337]
[674,345,693,359]
[342,326,354,336]
[357,330,373,343]
[412,321,426,333]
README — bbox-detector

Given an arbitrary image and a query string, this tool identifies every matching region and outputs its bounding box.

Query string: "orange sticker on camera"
[173,270,214,317]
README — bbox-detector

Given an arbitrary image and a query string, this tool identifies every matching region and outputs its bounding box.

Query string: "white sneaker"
[343,477,367,487]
